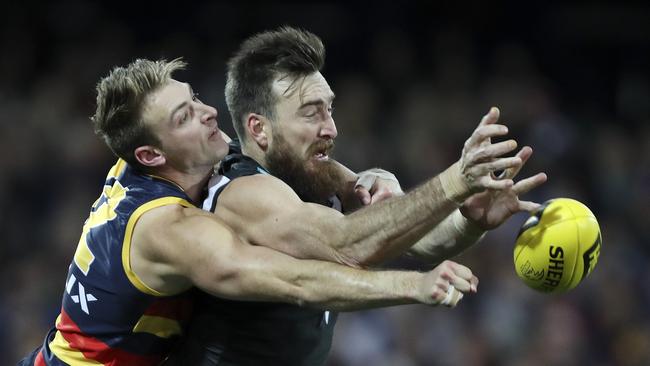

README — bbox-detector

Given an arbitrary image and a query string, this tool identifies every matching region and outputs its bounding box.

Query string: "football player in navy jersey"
[174,27,547,365]
[20,58,487,366]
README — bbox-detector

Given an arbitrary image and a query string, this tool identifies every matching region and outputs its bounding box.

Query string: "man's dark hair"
[92,58,186,168]
[225,26,325,141]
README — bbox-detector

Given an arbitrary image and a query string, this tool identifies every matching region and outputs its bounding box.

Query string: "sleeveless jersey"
[170,141,339,366]
[28,159,195,366]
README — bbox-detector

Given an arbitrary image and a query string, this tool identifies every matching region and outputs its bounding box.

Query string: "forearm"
[407,210,486,263]
[331,162,471,266]
[222,163,473,268]
[161,211,424,311]
[198,242,423,311]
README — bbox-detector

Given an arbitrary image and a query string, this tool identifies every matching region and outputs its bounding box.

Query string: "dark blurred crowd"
[1,2,649,365]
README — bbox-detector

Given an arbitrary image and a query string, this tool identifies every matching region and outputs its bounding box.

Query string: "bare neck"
[149,166,213,204]
[241,143,269,171]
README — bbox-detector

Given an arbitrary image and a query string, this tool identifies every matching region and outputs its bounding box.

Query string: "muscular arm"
[341,169,486,263]
[315,160,482,263]
[217,161,476,267]
[408,145,547,263]
[129,204,471,310]
[215,108,519,266]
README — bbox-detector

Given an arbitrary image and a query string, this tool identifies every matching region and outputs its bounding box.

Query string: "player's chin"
[214,139,229,157]
[307,156,331,171]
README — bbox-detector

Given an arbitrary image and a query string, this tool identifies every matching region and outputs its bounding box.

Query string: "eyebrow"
[169,83,194,122]
[298,93,336,110]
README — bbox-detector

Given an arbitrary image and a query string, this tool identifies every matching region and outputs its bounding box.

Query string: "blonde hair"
[91,58,186,168]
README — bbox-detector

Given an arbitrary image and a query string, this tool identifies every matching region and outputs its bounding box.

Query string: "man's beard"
[266,133,346,205]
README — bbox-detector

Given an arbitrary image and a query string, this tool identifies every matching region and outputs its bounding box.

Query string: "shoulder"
[220,174,301,206]
[128,203,236,294]
[219,152,268,179]
[136,203,194,227]
[211,174,307,227]
[216,174,343,229]
[136,204,228,241]
[204,169,294,212]
[133,203,236,270]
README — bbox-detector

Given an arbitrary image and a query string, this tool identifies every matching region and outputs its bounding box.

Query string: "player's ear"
[134,145,166,167]
[246,113,270,150]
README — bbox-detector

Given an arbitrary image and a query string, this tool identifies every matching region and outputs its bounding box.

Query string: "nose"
[319,117,338,139]
[200,103,218,126]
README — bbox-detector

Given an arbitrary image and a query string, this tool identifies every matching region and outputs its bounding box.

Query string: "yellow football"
[514,198,601,293]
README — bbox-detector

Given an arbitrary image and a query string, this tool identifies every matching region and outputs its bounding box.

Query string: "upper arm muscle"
[130,205,237,295]
[215,175,347,262]
[131,204,319,303]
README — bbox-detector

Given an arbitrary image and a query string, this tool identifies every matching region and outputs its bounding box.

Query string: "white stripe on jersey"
[202,174,231,212]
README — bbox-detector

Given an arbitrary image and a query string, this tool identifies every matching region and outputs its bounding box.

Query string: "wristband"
[439,162,470,205]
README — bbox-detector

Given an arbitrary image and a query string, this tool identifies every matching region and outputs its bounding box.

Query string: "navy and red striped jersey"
[28,159,195,366]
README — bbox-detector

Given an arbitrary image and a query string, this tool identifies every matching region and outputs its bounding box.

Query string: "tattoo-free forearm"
[329,163,471,266]
[204,242,424,311]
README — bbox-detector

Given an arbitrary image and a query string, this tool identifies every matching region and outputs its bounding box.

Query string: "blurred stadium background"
[2,2,649,365]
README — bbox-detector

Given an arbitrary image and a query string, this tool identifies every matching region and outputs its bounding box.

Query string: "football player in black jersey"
[172,27,547,365]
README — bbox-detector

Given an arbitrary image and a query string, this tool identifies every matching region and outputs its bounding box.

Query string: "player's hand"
[354,169,405,205]
[418,260,478,308]
[443,107,523,203]
[460,146,548,230]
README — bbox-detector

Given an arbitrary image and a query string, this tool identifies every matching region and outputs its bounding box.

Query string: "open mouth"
[310,141,334,161]
[308,140,334,161]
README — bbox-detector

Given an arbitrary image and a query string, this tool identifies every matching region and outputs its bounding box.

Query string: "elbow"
[330,234,366,268]
[325,224,368,269]
[336,251,366,269]
[335,244,384,269]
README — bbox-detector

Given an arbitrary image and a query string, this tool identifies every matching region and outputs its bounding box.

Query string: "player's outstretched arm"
[408,146,548,262]
[215,107,522,267]
[129,205,476,310]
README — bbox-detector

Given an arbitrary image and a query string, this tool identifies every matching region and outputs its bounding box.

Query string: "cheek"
[295,131,319,152]
[178,129,205,147]
[278,124,319,155]
[171,131,203,154]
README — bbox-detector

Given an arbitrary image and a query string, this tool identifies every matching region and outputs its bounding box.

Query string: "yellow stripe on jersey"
[89,159,126,209]
[74,179,128,275]
[132,315,183,338]
[122,197,194,296]
[107,159,128,180]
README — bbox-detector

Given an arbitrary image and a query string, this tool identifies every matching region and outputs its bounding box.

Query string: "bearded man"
[166,26,547,366]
